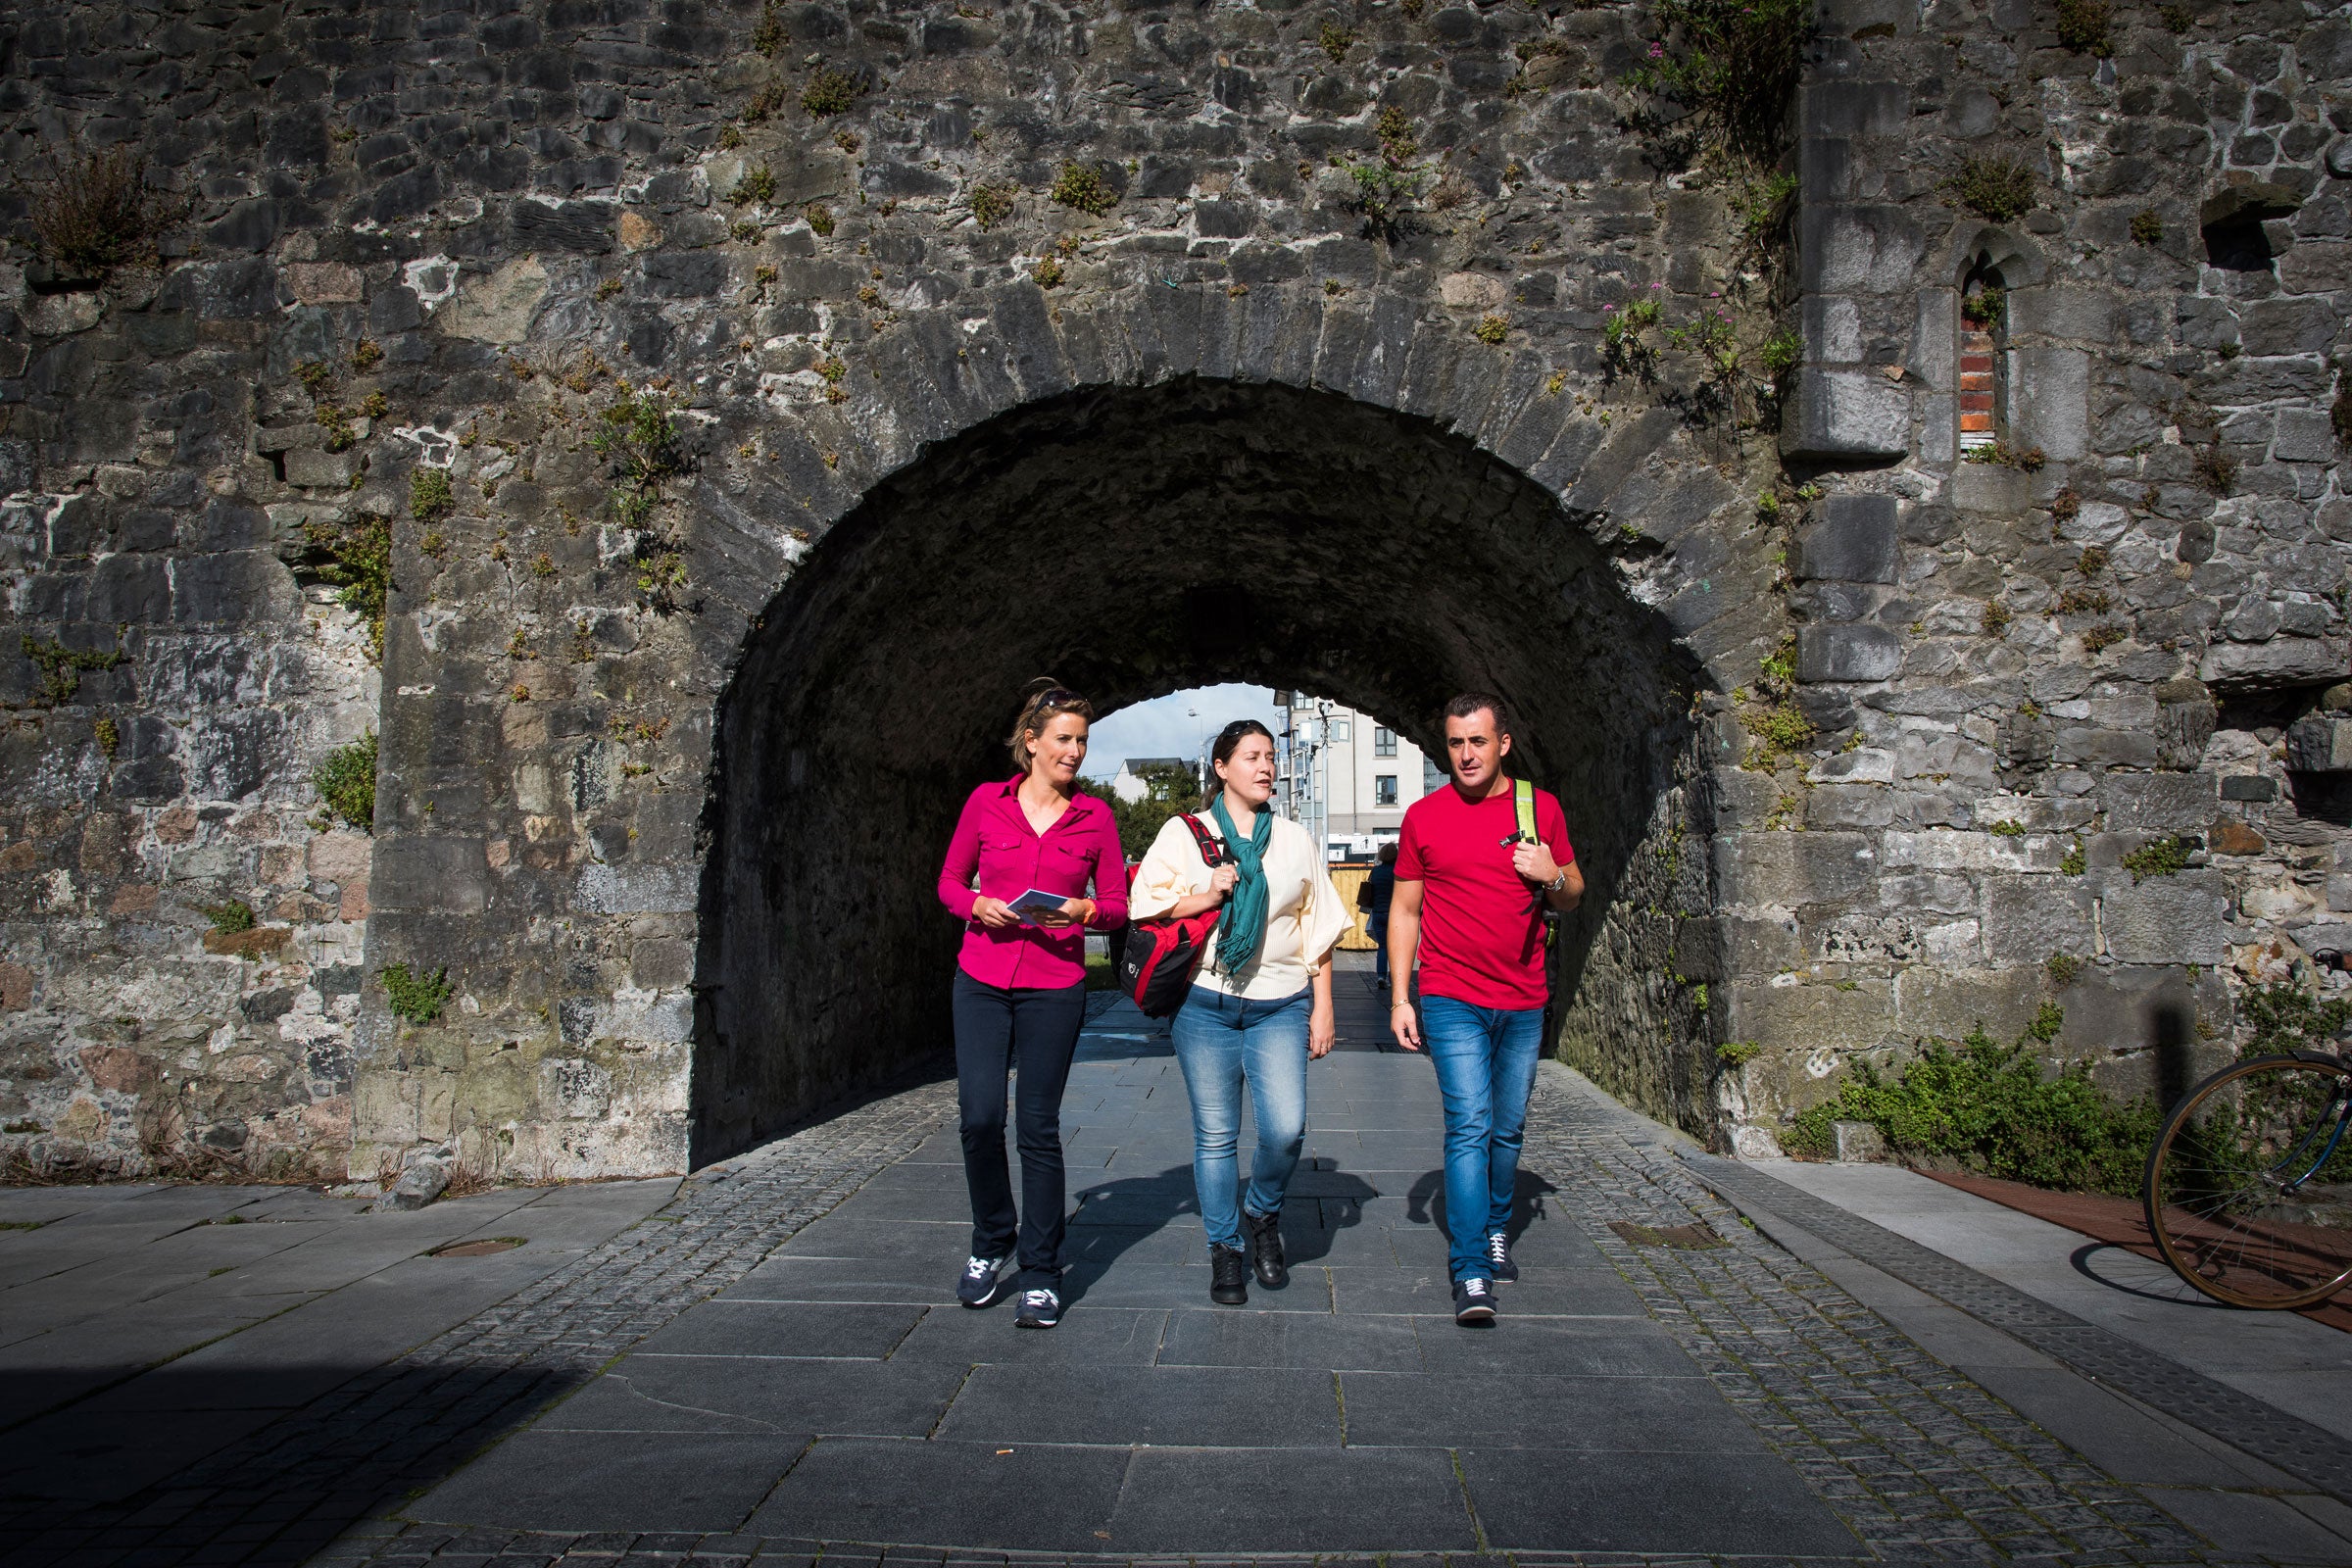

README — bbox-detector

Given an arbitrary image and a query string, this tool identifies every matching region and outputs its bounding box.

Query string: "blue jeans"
[1422,995,1544,1282]
[1169,986,1311,1253]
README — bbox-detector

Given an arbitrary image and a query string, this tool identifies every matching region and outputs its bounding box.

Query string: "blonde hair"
[1007,677,1094,771]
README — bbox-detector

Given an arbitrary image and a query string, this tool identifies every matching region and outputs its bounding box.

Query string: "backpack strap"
[1514,778,1538,845]
[1180,813,1223,867]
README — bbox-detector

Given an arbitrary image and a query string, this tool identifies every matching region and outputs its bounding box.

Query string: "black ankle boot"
[1209,1243,1250,1305]
[1242,1206,1288,1289]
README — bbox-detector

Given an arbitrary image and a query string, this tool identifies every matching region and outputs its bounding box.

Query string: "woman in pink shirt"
[934,679,1127,1330]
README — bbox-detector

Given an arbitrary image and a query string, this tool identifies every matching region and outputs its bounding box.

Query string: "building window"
[1331,719,1351,743]
[1375,774,1398,807]
[1423,757,1446,794]
[1374,726,1396,757]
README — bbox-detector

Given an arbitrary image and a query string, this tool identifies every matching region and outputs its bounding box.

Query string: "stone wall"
[0,0,2342,1178]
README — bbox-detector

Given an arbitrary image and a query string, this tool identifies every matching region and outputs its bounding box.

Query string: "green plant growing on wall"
[1473,314,1509,345]
[751,0,786,56]
[93,715,118,758]
[730,165,776,207]
[1960,285,2005,326]
[804,202,836,236]
[1783,1015,2159,1194]
[21,636,126,707]
[2120,834,2195,883]
[802,68,861,117]
[1951,156,2036,221]
[1601,294,1663,375]
[970,180,1016,229]
[2239,982,2352,1055]
[381,962,454,1026]
[2130,208,2163,245]
[1620,0,1810,162]
[1717,1040,1762,1066]
[2192,444,2237,495]
[202,900,256,934]
[1032,256,1065,288]
[594,384,683,528]
[1375,106,1418,164]
[409,467,453,522]
[1739,172,1799,245]
[2054,0,2113,54]
[315,731,378,832]
[2061,836,2086,875]
[304,515,392,659]
[1051,162,1118,217]
[1319,22,1355,61]
[1341,160,1423,242]
[2045,953,2082,986]
[30,145,176,279]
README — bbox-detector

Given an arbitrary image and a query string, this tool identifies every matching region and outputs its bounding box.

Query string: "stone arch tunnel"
[694,376,1708,1163]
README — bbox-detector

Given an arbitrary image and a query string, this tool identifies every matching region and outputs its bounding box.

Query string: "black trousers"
[951,969,1085,1286]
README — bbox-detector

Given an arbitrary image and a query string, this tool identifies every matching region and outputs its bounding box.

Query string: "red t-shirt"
[1395,779,1574,1010]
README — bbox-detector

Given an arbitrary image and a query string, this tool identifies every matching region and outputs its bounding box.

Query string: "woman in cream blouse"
[1128,719,1347,1306]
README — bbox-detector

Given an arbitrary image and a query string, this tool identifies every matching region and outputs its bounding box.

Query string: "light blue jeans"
[1169,985,1311,1253]
[1422,995,1545,1282]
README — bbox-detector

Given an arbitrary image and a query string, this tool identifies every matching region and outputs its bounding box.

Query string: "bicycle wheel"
[2142,1053,2352,1309]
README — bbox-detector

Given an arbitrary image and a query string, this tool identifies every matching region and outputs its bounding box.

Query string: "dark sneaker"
[1015,1287,1062,1329]
[956,1253,1009,1308]
[1485,1231,1519,1282]
[1243,1206,1289,1289]
[1209,1243,1250,1305]
[1453,1277,1497,1325]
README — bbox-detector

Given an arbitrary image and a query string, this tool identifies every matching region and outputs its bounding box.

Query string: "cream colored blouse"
[1128,809,1348,1002]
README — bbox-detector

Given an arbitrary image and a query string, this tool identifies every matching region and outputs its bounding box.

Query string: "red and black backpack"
[1117,815,1225,1017]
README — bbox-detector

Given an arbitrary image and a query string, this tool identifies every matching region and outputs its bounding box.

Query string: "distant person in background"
[935,679,1128,1330]
[1386,693,1580,1327]
[1130,719,1347,1306]
[1359,842,1399,990]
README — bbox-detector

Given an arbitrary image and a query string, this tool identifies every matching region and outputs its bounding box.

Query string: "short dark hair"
[1211,718,1274,766]
[1442,692,1512,738]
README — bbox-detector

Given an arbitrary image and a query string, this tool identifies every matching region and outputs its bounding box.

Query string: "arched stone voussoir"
[1340,291,1423,413]
[975,282,1077,407]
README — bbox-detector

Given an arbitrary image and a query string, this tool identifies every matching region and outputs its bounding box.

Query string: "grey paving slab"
[2139,1484,2352,1560]
[407,1429,810,1533]
[561,1352,970,1437]
[631,1299,928,1359]
[742,1437,1131,1549]
[935,1363,1343,1446]
[1458,1446,1862,1555]
[887,1304,1170,1366]
[774,1215,974,1261]
[1338,1371,1769,1451]
[1153,1306,1423,1371]
[4,1404,288,1501]
[723,1252,956,1302]
[1055,1259,1335,1311]
[1328,1264,1644,1317]
[1106,1446,1478,1553]
[1407,1316,1698,1377]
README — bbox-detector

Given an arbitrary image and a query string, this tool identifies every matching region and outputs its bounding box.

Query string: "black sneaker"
[956,1253,1009,1308]
[1015,1286,1062,1329]
[1209,1243,1250,1305]
[1453,1277,1497,1325]
[1242,1206,1289,1289]
[1485,1231,1519,1282]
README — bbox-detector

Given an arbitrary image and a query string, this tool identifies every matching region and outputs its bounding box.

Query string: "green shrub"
[1717,1039,1763,1066]
[2045,953,2082,986]
[1621,0,1811,160]
[969,180,1016,230]
[2238,982,2352,1055]
[802,68,860,117]
[2054,0,2112,55]
[1787,1015,2159,1195]
[305,515,392,659]
[751,0,786,56]
[410,467,453,522]
[202,900,256,934]
[1342,161,1423,241]
[1051,162,1119,217]
[1318,22,1355,61]
[595,385,682,527]
[314,731,378,833]
[381,962,454,1026]
[1951,156,2035,221]
[31,146,172,278]
[730,165,776,207]
[2130,208,2162,245]
[2120,833,2193,883]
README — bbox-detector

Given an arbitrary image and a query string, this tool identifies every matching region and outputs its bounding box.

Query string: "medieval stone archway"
[692,361,1732,1165]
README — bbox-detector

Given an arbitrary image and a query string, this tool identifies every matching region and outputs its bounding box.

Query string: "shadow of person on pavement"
[1055,1162,1383,1298]
[1405,1164,1560,1248]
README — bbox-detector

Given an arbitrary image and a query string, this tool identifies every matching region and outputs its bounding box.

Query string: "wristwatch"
[1544,869,1569,893]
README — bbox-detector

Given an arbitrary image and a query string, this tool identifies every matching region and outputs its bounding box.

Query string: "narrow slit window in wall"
[1958,260,2007,455]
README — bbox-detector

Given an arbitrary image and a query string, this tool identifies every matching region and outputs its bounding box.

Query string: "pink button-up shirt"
[937,779,1129,990]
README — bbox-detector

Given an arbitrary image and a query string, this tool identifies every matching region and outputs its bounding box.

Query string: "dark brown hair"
[1442,691,1513,738]
[1211,718,1275,767]
[1007,678,1094,771]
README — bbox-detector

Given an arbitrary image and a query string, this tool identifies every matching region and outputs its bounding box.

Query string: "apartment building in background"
[1272,693,1440,855]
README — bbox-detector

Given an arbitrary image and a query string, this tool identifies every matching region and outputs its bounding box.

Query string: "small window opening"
[1958,258,2008,456]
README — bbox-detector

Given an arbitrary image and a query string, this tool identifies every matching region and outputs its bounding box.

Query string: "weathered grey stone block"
[1983,880,2097,964]
[2102,872,2229,965]
[1785,369,1909,460]
[2288,714,2352,772]
[1834,1120,1888,1161]
[1795,495,1898,583]
[2102,773,2218,830]
[2013,346,2089,461]
[1714,832,1880,907]
[2201,636,2348,692]
[1796,623,1903,682]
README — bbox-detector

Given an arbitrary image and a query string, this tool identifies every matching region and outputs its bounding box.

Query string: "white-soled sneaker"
[1485,1231,1519,1282]
[1453,1277,1497,1325]
[1015,1286,1062,1329]
[956,1253,1010,1308]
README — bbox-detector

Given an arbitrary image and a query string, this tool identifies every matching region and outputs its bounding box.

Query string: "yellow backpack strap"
[1515,777,1537,844]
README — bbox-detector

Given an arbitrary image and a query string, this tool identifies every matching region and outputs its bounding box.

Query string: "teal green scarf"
[1209,794,1273,975]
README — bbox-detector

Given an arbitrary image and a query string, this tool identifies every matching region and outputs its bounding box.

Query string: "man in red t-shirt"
[1387,693,1582,1325]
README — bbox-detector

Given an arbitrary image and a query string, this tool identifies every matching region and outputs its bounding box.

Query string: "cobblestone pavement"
[305,977,2304,1568]
[0,1075,954,1568]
